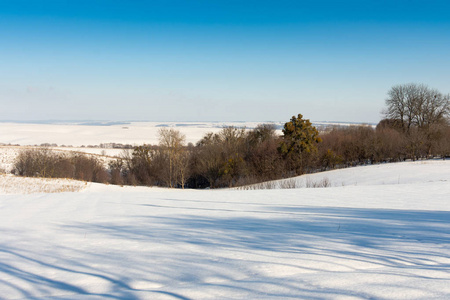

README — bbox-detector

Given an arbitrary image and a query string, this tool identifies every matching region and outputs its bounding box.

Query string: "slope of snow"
[273,159,450,188]
[1,161,449,299]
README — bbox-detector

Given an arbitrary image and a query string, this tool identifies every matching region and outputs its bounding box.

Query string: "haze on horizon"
[1,0,449,124]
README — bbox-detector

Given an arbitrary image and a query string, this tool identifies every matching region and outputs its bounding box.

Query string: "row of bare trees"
[314,83,449,168]
[317,124,450,169]
[107,125,285,188]
[384,83,449,134]
[108,129,192,188]
[381,83,450,159]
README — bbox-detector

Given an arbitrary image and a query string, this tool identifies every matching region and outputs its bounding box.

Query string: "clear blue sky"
[1,0,449,123]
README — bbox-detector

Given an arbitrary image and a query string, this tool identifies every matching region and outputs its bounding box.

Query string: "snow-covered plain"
[0,121,280,147]
[0,121,374,169]
[0,121,371,147]
[1,160,449,299]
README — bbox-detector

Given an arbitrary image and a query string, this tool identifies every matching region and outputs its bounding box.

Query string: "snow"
[275,160,450,188]
[0,121,282,147]
[0,121,370,147]
[0,174,87,195]
[0,146,18,173]
[1,161,450,299]
[0,121,372,170]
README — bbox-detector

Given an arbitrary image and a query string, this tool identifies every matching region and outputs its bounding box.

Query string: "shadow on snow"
[1,203,450,299]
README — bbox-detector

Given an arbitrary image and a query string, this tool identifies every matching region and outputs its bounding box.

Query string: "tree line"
[14,83,450,188]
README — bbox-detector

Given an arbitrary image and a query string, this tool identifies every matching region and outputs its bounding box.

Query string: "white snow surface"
[1,161,450,299]
[0,121,280,147]
[0,121,370,147]
[0,175,87,195]
[274,160,450,188]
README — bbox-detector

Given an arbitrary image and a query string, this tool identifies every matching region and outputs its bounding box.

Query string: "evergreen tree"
[279,114,322,174]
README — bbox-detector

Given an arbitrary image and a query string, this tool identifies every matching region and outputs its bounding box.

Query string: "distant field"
[0,121,276,147]
[0,120,373,147]
[0,121,375,174]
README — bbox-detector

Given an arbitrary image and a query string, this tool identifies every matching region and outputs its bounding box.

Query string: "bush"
[14,148,109,183]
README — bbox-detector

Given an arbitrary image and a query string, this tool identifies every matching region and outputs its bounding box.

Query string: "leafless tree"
[177,148,191,189]
[245,124,284,181]
[384,83,449,157]
[158,128,187,188]
[194,132,224,188]
[384,83,450,133]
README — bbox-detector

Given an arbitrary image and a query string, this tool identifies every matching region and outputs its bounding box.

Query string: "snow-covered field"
[1,160,449,299]
[0,121,281,147]
[0,120,371,147]
[0,122,280,165]
[0,121,375,170]
[250,160,450,189]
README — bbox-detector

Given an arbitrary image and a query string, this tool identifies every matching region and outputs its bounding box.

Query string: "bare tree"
[194,132,223,188]
[177,148,191,189]
[384,83,450,133]
[158,128,186,188]
[245,124,284,181]
[218,127,247,187]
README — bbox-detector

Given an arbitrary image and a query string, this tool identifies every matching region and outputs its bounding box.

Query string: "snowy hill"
[1,161,449,299]
[267,159,450,189]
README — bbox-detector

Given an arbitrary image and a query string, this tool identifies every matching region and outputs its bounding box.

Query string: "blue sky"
[1,0,449,123]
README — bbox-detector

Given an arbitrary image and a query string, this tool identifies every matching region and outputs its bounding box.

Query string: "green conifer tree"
[279,114,322,174]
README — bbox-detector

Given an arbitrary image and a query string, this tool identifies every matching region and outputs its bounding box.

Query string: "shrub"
[14,148,109,183]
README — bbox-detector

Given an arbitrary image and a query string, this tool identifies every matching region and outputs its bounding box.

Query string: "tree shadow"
[0,243,195,300]
[1,202,450,299]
